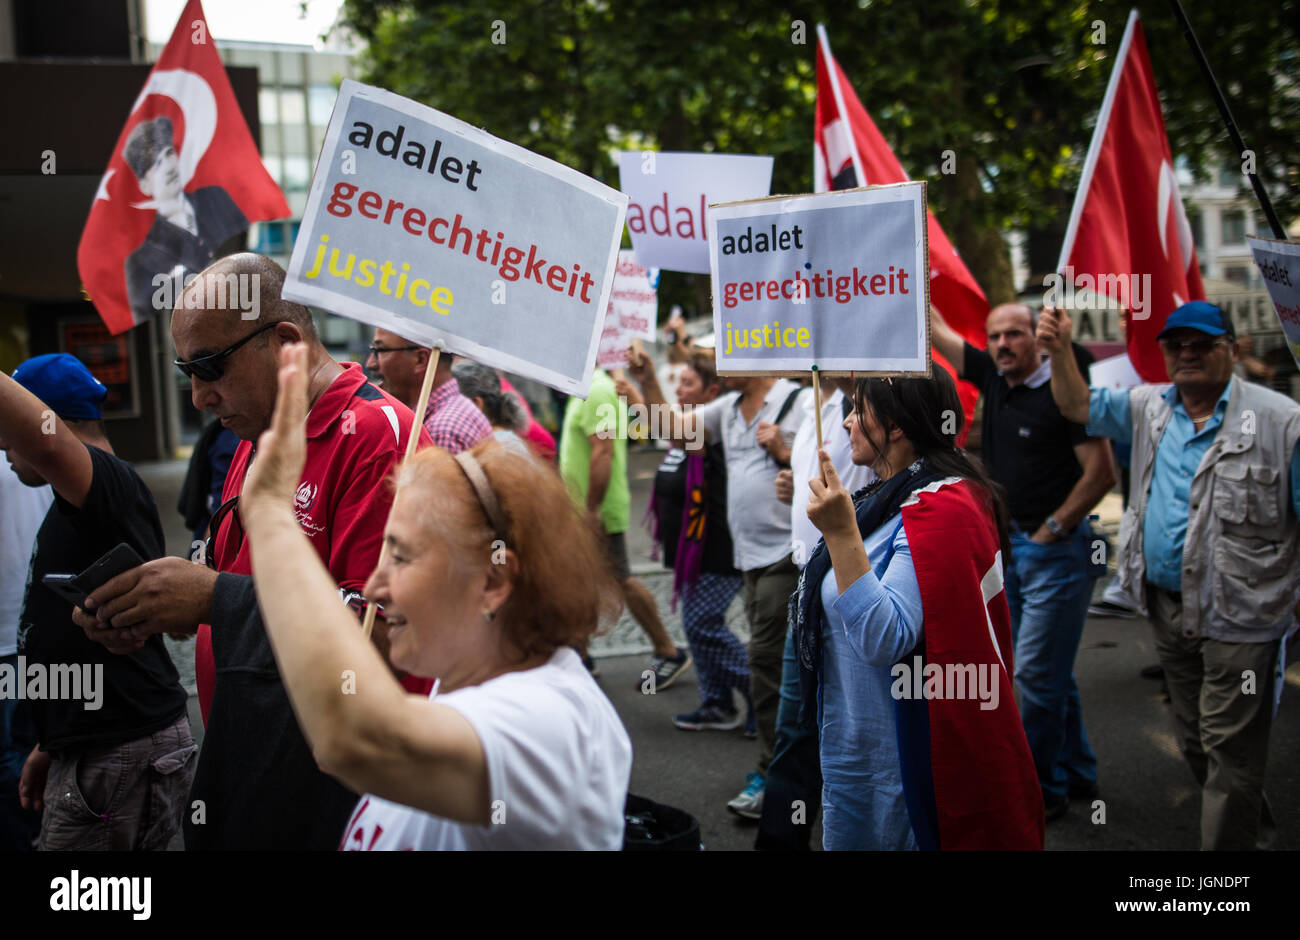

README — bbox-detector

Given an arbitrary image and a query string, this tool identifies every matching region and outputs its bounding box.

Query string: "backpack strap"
[769,385,808,469]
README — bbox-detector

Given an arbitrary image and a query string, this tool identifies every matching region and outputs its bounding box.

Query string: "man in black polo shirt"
[933,304,1115,820]
[1,354,192,850]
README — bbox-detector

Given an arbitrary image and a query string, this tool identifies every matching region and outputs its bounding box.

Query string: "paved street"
[139,444,1299,851]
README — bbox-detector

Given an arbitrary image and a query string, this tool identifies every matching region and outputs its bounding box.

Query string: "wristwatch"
[1045,516,1067,538]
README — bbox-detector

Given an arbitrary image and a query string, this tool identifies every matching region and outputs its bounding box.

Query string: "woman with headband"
[239,344,631,849]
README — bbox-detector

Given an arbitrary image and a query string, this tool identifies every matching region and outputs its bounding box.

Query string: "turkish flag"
[1057,11,1205,382]
[814,24,988,439]
[76,0,289,334]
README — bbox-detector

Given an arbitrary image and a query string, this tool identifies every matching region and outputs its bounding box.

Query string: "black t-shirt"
[963,342,1095,533]
[17,444,186,752]
[652,443,738,576]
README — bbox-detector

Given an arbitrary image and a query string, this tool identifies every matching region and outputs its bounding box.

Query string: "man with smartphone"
[0,353,192,850]
[76,253,429,849]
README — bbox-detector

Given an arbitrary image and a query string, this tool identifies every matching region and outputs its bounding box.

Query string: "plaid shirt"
[422,377,492,454]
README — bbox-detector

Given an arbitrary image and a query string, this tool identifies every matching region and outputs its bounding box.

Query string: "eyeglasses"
[1159,337,1230,356]
[203,495,243,570]
[175,322,277,381]
[367,344,422,356]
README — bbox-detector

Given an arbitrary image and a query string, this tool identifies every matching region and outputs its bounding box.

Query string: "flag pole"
[811,366,823,451]
[1057,10,1139,276]
[360,344,441,638]
[1167,0,1287,240]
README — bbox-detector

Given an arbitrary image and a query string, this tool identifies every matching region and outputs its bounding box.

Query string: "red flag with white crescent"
[814,24,988,440]
[76,0,289,334]
[1057,10,1206,382]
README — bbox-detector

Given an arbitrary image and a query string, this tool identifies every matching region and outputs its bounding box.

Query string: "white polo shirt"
[696,378,809,571]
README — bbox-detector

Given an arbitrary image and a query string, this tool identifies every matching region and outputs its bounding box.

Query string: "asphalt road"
[140,445,1299,851]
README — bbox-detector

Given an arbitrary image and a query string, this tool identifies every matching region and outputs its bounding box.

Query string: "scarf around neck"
[789,456,946,728]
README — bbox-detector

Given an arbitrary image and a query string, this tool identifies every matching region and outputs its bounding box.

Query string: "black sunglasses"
[175,322,277,381]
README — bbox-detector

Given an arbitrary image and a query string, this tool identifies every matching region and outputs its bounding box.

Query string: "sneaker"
[673,705,742,731]
[727,772,765,820]
[1068,780,1100,801]
[1087,600,1138,618]
[743,708,757,739]
[643,647,692,692]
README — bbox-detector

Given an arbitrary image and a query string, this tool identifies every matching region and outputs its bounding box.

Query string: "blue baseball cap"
[12,354,108,420]
[1156,301,1235,340]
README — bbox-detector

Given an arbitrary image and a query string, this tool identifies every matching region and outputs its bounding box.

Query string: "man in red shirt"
[77,253,430,849]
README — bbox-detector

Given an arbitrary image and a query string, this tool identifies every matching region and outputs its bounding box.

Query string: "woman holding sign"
[237,344,632,850]
[792,370,1044,850]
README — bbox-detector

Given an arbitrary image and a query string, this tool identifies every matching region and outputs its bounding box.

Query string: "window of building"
[1188,208,1204,252]
[279,89,306,125]
[283,155,311,192]
[1222,210,1246,245]
[258,87,279,125]
[1222,265,1250,287]
[308,84,338,126]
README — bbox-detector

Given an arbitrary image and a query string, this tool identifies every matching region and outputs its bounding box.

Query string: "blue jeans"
[1006,526,1098,802]
[0,653,41,850]
[755,627,821,850]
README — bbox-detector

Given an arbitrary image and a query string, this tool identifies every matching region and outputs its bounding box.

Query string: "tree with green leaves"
[339,0,1298,311]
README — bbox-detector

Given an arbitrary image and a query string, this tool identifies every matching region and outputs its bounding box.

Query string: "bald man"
[76,253,432,849]
[932,304,1115,822]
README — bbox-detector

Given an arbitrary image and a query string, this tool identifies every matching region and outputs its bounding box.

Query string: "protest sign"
[707,182,930,375]
[617,152,773,274]
[284,80,627,397]
[1088,352,1143,390]
[596,251,658,370]
[1247,235,1300,370]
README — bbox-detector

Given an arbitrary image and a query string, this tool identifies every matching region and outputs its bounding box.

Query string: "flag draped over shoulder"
[76,0,288,334]
[813,24,988,438]
[897,478,1044,851]
[1057,9,1206,382]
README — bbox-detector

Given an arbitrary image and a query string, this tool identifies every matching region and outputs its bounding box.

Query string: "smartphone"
[41,542,146,610]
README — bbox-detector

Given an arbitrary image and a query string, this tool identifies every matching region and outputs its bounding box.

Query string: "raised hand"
[1037,307,1073,356]
[806,448,856,541]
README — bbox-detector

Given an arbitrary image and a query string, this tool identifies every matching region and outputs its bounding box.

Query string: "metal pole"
[1168,0,1287,239]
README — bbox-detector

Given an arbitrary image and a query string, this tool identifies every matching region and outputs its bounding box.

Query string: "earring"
[482,608,495,622]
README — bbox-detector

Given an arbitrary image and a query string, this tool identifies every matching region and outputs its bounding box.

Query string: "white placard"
[596,251,658,370]
[1247,235,1300,370]
[707,182,930,374]
[1087,351,1143,390]
[617,151,773,274]
[284,80,628,397]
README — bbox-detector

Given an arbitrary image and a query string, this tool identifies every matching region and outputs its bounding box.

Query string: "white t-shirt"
[696,379,809,571]
[340,647,632,850]
[789,388,876,569]
[0,462,53,657]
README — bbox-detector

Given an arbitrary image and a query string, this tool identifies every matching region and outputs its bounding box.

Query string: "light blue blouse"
[817,514,926,851]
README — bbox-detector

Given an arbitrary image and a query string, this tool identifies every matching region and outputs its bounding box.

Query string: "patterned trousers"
[681,573,748,710]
